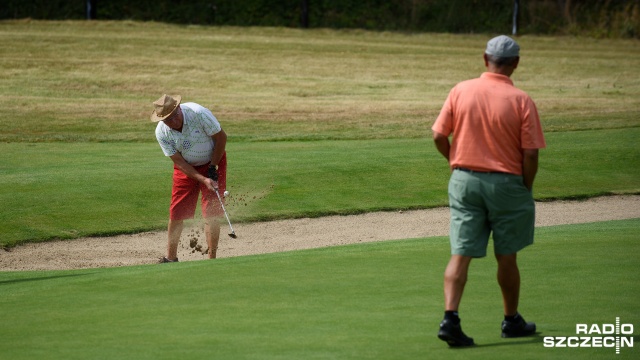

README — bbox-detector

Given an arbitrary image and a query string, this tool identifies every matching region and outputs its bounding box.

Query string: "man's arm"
[522,148,539,191]
[170,152,217,191]
[433,130,451,163]
[210,129,227,166]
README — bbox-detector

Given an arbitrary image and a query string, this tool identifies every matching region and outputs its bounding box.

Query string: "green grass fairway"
[1,128,639,247]
[1,219,638,359]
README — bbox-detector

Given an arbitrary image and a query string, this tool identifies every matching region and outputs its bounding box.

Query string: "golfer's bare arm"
[210,129,227,167]
[522,149,539,191]
[433,131,451,162]
[169,152,217,190]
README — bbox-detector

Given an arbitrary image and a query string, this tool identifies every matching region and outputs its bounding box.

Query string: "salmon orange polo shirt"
[432,72,546,175]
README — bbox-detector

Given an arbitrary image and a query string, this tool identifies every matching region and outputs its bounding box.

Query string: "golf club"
[214,188,237,238]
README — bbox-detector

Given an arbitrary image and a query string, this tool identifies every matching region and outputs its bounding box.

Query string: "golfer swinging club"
[151,94,228,263]
[431,36,546,346]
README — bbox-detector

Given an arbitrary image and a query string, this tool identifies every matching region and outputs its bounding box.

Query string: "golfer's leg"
[496,253,520,316]
[444,255,473,311]
[205,217,221,259]
[167,219,184,260]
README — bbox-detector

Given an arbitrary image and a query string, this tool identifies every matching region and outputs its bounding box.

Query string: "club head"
[228,232,237,239]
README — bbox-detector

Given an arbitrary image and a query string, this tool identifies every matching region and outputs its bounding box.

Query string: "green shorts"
[448,169,535,257]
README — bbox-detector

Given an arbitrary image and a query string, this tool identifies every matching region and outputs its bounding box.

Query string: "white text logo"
[543,317,634,355]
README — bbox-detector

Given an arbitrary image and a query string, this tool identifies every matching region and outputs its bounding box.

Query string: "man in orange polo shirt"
[432,35,546,347]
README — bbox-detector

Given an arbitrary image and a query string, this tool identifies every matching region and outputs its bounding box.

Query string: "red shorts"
[170,153,227,221]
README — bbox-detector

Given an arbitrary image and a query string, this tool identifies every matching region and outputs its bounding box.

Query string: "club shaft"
[214,188,236,234]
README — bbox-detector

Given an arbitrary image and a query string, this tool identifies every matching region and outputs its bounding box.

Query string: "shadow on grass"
[0,273,94,286]
[475,333,544,348]
[438,334,544,350]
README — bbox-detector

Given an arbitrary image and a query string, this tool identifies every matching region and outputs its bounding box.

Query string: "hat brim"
[150,95,181,122]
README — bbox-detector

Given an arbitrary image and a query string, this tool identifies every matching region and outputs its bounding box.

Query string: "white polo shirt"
[155,102,222,166]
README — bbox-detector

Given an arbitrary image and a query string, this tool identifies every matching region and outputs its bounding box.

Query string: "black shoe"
[501,314,536,338]
[159,256,179,263]
[438,319,475,347]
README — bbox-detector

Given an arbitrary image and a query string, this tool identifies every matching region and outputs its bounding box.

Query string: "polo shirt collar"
[481,72,514,85]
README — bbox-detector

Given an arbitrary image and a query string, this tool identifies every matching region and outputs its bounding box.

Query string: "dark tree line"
[2,0,638,38]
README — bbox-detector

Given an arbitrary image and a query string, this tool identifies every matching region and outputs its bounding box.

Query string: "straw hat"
[150,94,182,122]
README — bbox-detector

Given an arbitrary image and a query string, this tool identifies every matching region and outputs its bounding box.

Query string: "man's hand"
[522,149,539,191]
[203,178,218,192]
[208,164,219,182]
[433,130,451,163]
[206,164,219,191]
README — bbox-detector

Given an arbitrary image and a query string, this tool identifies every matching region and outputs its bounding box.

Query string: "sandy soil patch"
[1,195,638,271]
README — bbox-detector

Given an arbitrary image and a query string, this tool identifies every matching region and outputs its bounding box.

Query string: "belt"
[454,167,512,175]
[193,163,212,168]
